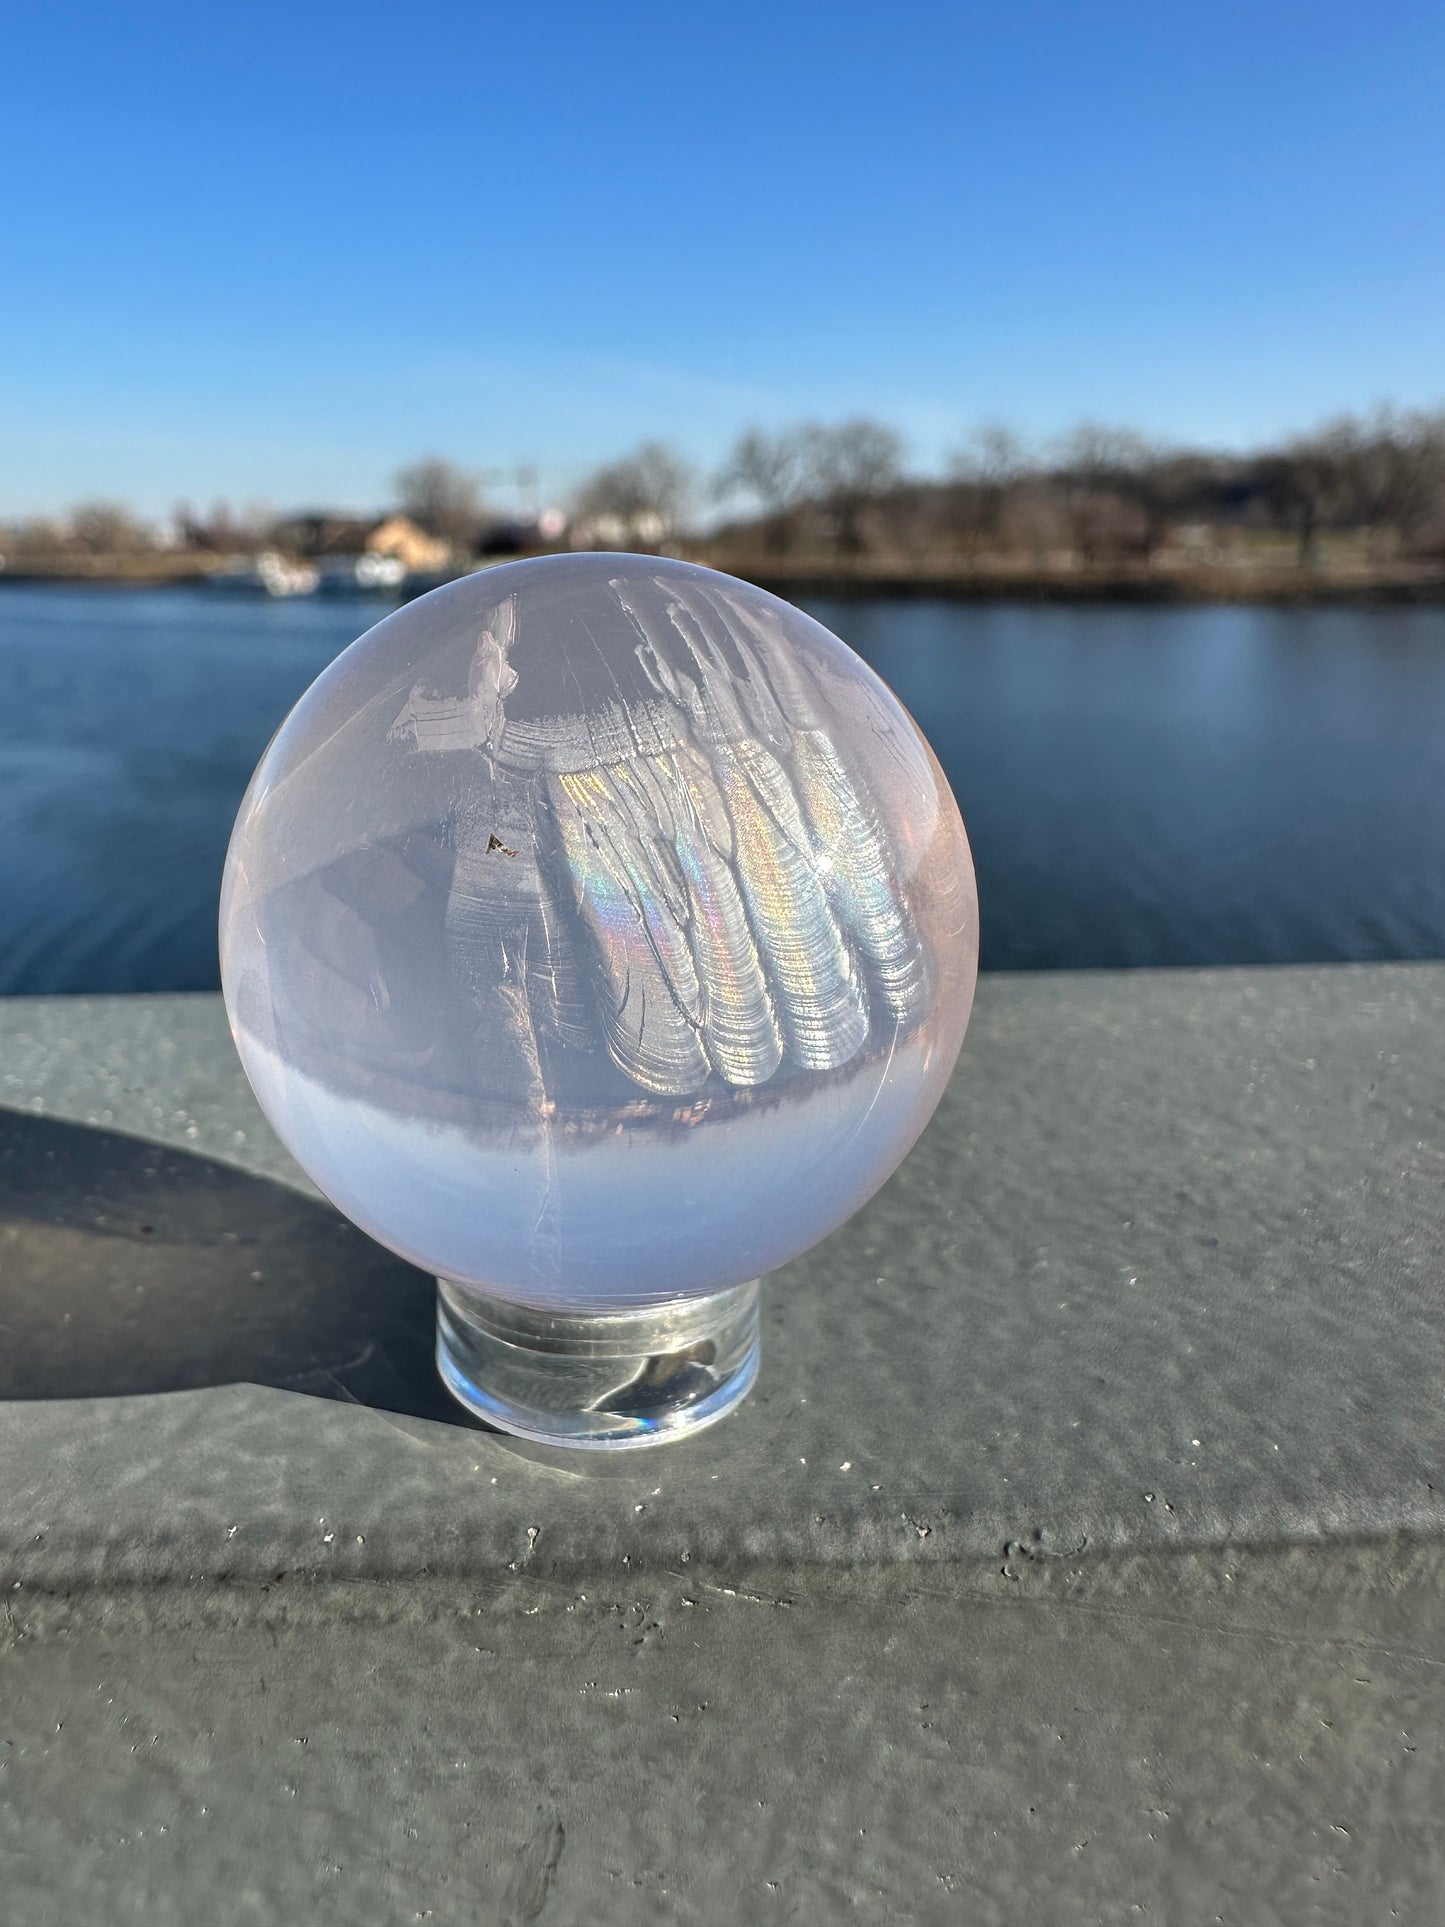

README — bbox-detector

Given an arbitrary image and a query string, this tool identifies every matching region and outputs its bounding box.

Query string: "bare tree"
[68,501,153,555]
[1053,424,1171,565]
[0,516,65,559]
[1258,434,1346,568]
[574,442,695,546]
[1056,423,1162,477]
[714,427,811,553]
[999,482,1071,568]
[799,419,905,557]
[946,423,1029,559]
[393,458,484,549]
[172,499,269,555]
[1322,407,1445,559]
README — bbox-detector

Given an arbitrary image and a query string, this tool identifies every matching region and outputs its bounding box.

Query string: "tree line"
[700,407,1445,568]
[5,404,1445,572]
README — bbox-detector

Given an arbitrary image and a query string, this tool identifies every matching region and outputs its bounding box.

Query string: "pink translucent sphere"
[220,556,977,1309]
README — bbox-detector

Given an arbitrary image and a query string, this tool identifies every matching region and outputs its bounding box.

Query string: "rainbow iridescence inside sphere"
[220,556,978,1308]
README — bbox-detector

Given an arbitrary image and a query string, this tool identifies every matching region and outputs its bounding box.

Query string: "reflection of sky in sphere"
[221,555,977,1308]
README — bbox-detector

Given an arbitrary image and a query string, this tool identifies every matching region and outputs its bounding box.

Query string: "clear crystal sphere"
[220,556,977,1440]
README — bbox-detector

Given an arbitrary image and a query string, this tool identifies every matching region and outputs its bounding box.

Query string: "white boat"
[255,551,319,597]
[355,551,407,591]
[315,553,408,595]
[208,551,319,597]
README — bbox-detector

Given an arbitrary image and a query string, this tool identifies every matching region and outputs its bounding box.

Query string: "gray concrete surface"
[6,1541,1445,1926]
[1,968,1443,1921]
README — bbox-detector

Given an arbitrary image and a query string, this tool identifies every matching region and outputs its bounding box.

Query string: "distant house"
[269,513,451,572]
[364,515,451,572]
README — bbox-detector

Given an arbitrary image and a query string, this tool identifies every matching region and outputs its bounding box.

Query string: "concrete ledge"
[4,967,1445,1922]
[2,965,1441,1589]
[2,1537,1443,1924]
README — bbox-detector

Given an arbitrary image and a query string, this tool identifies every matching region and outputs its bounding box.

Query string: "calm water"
[1,584,1442,994]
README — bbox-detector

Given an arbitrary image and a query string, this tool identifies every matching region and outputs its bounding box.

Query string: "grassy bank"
[694,552,1445,604]
[5,548,1445,604]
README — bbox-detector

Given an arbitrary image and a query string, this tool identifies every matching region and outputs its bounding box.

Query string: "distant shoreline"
[4,551,1445,606]
[713,559,1445,606]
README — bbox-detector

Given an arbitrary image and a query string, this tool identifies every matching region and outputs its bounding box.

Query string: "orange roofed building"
[364,515,451,572]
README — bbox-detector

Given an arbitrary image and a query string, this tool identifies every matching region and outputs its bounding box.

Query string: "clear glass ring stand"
[435,1278,762,1449]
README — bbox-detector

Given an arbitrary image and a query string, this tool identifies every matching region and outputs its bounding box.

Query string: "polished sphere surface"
[220,555,978,1308]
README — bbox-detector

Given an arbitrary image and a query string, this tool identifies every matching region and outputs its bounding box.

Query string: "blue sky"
[3,1,1442,515]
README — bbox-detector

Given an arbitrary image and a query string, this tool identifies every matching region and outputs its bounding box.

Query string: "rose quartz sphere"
[220,555,977,1309]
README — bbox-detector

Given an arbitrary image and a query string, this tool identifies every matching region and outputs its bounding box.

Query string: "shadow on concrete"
[0,1109,475,1427]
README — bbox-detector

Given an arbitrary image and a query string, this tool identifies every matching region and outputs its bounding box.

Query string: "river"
[1,584,1442,994]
